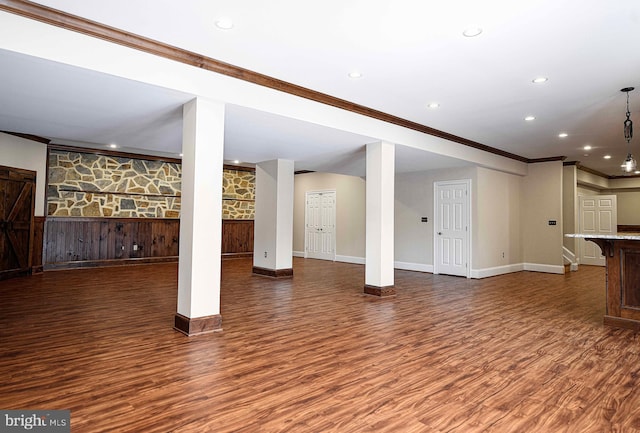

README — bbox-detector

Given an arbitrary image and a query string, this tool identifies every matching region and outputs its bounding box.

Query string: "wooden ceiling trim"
[1,130,51,144]
[575,163,611,179]
[527,156,567,163]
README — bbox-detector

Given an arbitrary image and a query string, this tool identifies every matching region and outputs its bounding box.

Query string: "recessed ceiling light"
[635,170,640,174]
[233,160,240,164]
[558,132,568,138]
[462,27,483,37]
[532,77,548,84]
[108,144,117,149]
[179,153,183,157]
[426,102,440,109]
[524,116,536,121]
[604,155,612,159]
[215,17,234,30]
[583,145,592,151]
[348,71,363,79]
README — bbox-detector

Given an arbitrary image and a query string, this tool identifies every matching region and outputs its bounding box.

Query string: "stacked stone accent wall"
[222,168,255,219]
[47,149,255,220]
[47,150,181,218]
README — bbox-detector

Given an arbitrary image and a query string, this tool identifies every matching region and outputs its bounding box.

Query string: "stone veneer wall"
[47,149,256,220]
[47,150,181,218]
[222,168,255,219]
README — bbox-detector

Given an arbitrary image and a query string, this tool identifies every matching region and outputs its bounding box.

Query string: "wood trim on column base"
[252,266,293,278]
[173,313,222,336]
[364,284,396,297]
[604,315,640,331]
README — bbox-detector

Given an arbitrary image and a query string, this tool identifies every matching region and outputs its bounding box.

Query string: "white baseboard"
[294,252,365,265]
[335,255,366,265]
[394,261,434,273]
[470,263,524,278]
[295,254,565,276]
[523,262,565,274]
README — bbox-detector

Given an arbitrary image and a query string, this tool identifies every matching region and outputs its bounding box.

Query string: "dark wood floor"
[1,258,639,432]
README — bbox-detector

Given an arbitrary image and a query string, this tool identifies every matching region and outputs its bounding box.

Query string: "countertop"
[565,233,640,240]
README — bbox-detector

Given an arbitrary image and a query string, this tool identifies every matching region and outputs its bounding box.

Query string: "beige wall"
[577,169,608,190]
[475,167,522,269]
[562,165,577,252]
[613,190,640,225]
[293,172,366,260]
[394,171,435,267]
[0,132,47,216]
[395,167,479,268]
[296,165,542,275]
[395,166,523,273]
[575,169,640,227]
[577,185,601,195]
[522,161,563,267]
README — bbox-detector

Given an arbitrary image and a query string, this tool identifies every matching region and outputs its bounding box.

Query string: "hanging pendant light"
[621,87,636,173]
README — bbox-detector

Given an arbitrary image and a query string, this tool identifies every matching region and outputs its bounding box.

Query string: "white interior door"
[578,195,617,266]
[434,180,470,277]
[305,191,336,260]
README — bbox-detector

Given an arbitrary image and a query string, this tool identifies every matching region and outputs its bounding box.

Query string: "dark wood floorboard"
[1,259,639,432]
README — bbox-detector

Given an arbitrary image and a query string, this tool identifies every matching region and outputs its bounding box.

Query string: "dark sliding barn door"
[0,165,36,280]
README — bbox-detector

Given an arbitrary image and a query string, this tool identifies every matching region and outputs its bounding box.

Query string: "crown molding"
[1,130,50,144]
[528,156,566,163]
[574,163,612,179]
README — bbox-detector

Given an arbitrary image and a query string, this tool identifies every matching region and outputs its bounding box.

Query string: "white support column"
[364,141,396,296]
[253,159,295,278]
[174,97,225,335]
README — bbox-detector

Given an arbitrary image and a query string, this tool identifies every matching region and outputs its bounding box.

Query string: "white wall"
[293,172,365,262]
[254,159,294,270]
[0,132,47,216]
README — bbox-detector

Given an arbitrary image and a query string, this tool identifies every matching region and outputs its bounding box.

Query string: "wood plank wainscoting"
[43,217,180,270]
[2,259,640,431]
[221,219,254,258]
[41,218,254,270]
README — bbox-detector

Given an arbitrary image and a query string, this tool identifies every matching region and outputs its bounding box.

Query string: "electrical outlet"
[133,243,138,251]
[264,251,267,258]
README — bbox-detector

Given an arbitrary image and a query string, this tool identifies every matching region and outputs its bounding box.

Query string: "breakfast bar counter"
[566,233,640,330]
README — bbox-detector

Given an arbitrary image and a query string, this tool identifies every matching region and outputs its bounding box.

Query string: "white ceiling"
[2,0,640,177]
